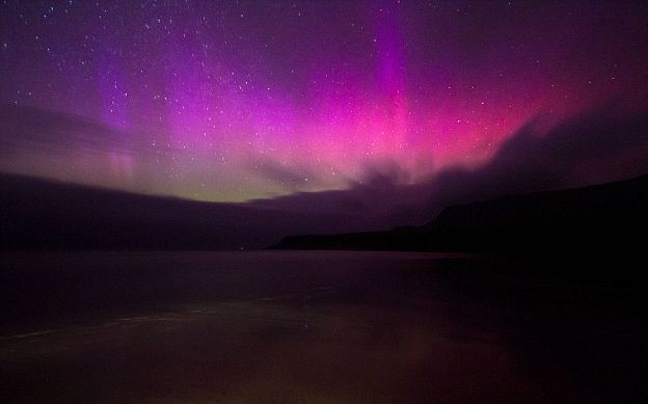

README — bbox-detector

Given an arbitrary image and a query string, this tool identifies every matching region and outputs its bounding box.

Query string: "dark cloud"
[248,170,432,230]
[247,156,426,226]
[249,104,648,230]
[350,159,413,189]
[429,104,648,211]
[248,157,325,190]
[0,104,146,157]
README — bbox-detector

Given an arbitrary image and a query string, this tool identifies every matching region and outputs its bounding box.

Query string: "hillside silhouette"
[273,173,648,253]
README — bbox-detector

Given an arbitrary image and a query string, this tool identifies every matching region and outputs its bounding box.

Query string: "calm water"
[0,251,642,403]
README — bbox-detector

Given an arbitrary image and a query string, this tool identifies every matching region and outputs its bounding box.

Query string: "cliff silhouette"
[273,173,648,253]
[3,171,648,253]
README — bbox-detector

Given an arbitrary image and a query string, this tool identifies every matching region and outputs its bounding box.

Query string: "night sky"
[1,0,647,202]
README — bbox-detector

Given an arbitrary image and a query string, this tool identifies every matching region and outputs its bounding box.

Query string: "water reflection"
[0,251,605,403]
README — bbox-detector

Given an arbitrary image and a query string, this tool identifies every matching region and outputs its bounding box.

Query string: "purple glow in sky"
[1,0,647,201]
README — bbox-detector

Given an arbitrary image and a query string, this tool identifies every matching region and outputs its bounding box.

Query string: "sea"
[1,251,645,404]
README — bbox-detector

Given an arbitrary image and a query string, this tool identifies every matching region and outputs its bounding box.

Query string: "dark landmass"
[0,173,386,250]
[3,170,648,254]
[273,173,648,253]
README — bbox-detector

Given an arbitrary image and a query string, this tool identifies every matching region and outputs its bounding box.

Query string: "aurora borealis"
[1,0,647,202]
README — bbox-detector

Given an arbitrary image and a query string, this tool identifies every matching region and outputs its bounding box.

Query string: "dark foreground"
[1,251,646,404]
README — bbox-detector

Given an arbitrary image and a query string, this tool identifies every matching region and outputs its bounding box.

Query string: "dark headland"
[272,173,648,254]
[3,171,648,255]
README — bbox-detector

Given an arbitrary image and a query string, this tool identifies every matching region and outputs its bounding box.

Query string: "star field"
[1,0,647,201]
